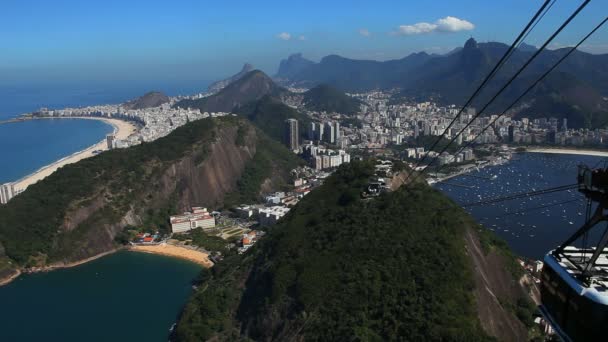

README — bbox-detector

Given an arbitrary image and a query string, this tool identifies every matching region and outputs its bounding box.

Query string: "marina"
[436,152,607,259]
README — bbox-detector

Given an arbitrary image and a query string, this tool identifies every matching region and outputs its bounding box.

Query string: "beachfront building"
[106,134,115,149]
[0,183,15,204]
[170,207,215,233]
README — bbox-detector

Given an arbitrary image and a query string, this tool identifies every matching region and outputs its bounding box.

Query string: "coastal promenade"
[11,117,136,194]
[527,147,608,157]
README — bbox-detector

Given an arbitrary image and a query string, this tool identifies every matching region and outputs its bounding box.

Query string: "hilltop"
[235,95,311,143]
[173,161,535,341]
[275,53,315,79]
[303,84,363,115]
[122,91,170,109]
[176,70,310,142]
[175,70,287,113]
[207,63,255,93]
[0,116,301,268]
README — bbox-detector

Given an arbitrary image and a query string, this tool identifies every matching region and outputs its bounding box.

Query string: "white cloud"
[395,16,474,36]
[298,35,306,41]
[277,32,291,40]
[580,43,608,54]
[359,28,371,37]
[435,16,475,32]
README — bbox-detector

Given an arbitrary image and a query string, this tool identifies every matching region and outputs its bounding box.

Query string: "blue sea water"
[0,119,114,183]
[0,81,212,342]
[436,153,607,260]
[0,81,210,183]
[0,251,202,342]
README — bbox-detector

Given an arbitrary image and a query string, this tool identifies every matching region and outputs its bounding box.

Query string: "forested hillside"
[174,161,533,341]
[303,84,362,115]
[0,117,300,267]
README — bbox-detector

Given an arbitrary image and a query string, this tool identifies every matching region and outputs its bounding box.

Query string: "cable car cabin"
[541,247,608,341]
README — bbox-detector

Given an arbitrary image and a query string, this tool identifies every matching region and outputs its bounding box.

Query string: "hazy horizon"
[2,0,607,86]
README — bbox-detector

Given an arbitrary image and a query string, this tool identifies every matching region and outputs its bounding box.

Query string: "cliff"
[173,161,534,341]
[0,116,300,268]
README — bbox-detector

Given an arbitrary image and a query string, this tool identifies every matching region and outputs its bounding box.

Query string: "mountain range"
[276,38,608,128]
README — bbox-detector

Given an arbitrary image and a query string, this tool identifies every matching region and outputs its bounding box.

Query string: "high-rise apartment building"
[284,118,299,151]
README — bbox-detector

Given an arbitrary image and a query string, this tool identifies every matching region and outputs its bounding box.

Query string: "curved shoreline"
[525,147,608,157]
[0,269,21,286]
[0,244,212,287]
[0,248,121,287]
[129,244,213,268]
[10,117,137,193]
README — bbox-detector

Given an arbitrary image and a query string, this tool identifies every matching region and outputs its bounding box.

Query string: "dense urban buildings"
[31,102,230,149]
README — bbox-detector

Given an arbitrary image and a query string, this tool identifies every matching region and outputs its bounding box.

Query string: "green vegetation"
[476,225,538,331]
[223,132,303,207]
[175,70,287,114]
[477,225,524,279]
[175,161,496,341]
[0,117,240,266]
[173,228,229,253]
[303,84,362,115]
[236,95,311,143]
[175,253,253,341]
[341,117,363,128]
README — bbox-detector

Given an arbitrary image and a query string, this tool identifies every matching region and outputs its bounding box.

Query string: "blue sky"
[1,0,606,86]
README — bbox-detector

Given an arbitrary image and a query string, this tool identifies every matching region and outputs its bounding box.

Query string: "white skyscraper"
[308,122,317,141]
[0,183,15,204]
[284,118,299,151]
[325,122,335,144]
[334,121,340,141]
[317,122,324,141]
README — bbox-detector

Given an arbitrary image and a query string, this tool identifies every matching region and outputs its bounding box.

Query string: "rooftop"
[546,247,608,303]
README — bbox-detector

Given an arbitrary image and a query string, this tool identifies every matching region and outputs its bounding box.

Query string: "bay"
[436,152,607,260]
[0,251,201,342]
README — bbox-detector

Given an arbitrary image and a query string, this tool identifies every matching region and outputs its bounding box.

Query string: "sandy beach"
[0,269,21,286]
[12,117,137,193]
[526,148,608,157]
[130,244,213,268]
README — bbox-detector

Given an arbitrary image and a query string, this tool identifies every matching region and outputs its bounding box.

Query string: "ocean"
[0,81,210,184]
[0,119,114,183]
[0,81,211,121]
[0,82,212,342]
[0,251,201,342]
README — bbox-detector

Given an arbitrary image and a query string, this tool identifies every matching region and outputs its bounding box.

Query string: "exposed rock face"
[55,123,261,263]
[207,63,255,93]
[275,53,315,79]
[122,91,170,109]
[465,228,529,342]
